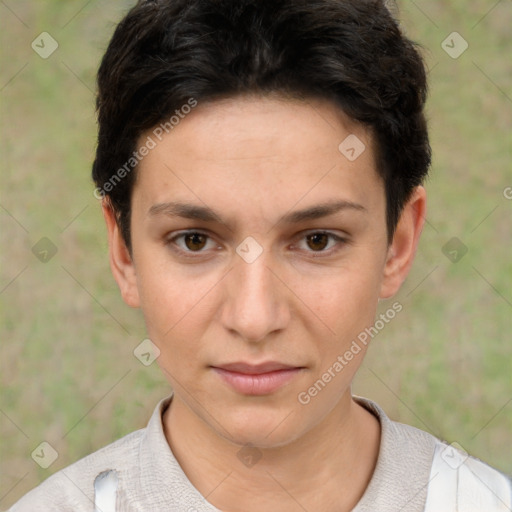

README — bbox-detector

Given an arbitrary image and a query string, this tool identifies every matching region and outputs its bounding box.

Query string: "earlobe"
[379,186,427,299]
[102,201,140,308]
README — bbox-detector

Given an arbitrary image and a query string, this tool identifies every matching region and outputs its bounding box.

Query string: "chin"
[223,428,302,450]
[214,405,305,449]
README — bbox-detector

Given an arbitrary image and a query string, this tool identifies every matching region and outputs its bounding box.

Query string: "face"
[106,94,423,448]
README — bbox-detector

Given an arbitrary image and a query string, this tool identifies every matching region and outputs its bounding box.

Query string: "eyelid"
[166,229,348,259]
[166,229,219,258]
[291,230,348,257]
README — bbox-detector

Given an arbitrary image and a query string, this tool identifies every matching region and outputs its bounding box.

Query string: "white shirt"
[8,393,512,511]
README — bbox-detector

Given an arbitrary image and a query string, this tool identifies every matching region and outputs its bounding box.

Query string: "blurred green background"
[1,0,511,508]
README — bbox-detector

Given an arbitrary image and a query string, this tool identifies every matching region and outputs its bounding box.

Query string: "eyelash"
[166,230,347,260]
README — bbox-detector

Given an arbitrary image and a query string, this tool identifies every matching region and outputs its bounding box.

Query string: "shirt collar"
[136,393,435,511]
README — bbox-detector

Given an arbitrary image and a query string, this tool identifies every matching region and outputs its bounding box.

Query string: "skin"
[103,93,426,512]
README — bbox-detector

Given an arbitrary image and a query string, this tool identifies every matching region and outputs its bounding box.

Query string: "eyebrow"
[148,199,366,228]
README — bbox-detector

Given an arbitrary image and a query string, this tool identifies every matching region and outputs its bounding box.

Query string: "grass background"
[1,0,511,508]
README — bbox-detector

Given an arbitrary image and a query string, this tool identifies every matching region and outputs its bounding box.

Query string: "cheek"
[135,262,220,361]
[303,259,383,335]
[295,269,381,410]
[136,264,188,339]
[137,272,201,384]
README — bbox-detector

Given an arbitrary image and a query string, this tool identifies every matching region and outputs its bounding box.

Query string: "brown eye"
[295,231,346,257]
[167,231,216,257]
[306,233,329,251]
[183,232,208,251]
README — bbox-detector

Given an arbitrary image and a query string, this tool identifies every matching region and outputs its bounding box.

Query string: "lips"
[213,361,299,374]
[211,361,305,395]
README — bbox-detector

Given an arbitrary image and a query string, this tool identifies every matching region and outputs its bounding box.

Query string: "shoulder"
[8,426,146,511]
[425,440,512,511]
[353,396,439,510]
[355,395,437,462]
[353,396,512,511]
[9,428,145,512]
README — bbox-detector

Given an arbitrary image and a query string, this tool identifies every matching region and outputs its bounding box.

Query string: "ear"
[379,186,426,299]
[102,200,140,308]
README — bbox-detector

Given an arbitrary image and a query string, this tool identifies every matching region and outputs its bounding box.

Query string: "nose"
[221,246,290,344]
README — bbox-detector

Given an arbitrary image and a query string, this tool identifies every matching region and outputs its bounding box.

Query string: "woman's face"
[119,94,397,448]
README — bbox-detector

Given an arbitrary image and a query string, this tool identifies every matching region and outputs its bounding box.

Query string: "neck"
[163,391,380,512]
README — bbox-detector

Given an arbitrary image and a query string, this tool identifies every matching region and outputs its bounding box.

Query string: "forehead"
[133,94,383,225]
[153,93,371,160]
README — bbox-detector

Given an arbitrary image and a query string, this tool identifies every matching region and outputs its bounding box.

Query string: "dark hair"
[92,0,431,251]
